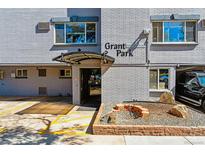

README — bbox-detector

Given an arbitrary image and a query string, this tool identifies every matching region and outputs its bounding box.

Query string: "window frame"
[38,69,47,77]
[149,68,170,91]
[152,20,198,44]
[0,70,4,80]
[15,69,28,78]
[54,22,97,45]
[59,69,72,78]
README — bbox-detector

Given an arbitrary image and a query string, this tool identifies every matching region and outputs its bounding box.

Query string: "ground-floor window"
[16,69,28,78]
[59,69,72,78]
[0,70,4,80]
[149,68,169,90]
[38,69,47,77]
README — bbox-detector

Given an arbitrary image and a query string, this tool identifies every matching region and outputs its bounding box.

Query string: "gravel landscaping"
[100,102,205,127]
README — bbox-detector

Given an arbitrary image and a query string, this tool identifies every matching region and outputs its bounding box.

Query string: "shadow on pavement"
[0,126,93,145]
[0,126,60,145]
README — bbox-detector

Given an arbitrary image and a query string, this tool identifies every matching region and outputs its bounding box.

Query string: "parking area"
[0,96,98,144]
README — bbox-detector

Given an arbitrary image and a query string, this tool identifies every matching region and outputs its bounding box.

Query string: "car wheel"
[201,100,205,112]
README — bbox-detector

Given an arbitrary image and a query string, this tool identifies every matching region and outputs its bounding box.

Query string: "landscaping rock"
[107,112,117,124]
[101,111,117,124]
[100,112,111,122]
[160,91,175,104]
[168,104,188,118]
[114,104,149,118]
[113,104,124,111]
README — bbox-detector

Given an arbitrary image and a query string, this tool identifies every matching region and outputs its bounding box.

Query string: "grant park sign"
[104,42,133,57]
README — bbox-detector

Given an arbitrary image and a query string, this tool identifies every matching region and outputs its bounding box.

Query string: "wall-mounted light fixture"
[143,28,151,35]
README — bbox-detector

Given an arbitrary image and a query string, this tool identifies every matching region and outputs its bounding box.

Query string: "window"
[54,22,96,44]
[38,69,46,77]
[0,70,4,80]
[164,22,184,42]
[86,23,96,43]
[186,22,196,42]
[150,69,169,90]
[152,21,197,43]
[153,22,163,42]
[39,87,47,96]
[55,24,65,43]
[60,69,71,78]
[150,69,158,89]
[66,23,85,43]
[16,69,27,78]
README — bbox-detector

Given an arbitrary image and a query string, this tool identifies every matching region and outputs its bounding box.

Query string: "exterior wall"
[101,9,150,103]
[101,8,150,64]
[102,66,149,103]
[0,66,72,96]
[0,8,101,64]
[0,9,67,64]
[149,8,205,64]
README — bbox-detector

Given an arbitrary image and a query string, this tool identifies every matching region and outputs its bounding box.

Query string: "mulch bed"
[101,102,205,127]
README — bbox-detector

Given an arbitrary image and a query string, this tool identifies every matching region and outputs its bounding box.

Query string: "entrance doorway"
[80,68,101,107]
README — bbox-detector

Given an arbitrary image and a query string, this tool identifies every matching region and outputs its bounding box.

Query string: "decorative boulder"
[168,104,188,118]
[101,111,117,124]
[160,91,175,104]
[107,112,117,124]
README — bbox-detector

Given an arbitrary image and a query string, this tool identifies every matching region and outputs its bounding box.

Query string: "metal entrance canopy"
[53,51,115,64]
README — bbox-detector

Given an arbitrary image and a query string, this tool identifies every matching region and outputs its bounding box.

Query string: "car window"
[198,76,205,87]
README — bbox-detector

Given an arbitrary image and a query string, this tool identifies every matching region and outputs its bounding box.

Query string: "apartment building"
[0,8,205,106]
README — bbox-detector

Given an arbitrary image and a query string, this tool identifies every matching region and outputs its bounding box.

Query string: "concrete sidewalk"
[83,135,205,145]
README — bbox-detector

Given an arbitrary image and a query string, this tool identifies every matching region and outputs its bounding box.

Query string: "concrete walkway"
[0,97,205,145]
[82,135,205,145]
[62,135,205,145]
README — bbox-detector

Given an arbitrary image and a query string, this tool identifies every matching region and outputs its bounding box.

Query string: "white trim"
[149,89,171,92]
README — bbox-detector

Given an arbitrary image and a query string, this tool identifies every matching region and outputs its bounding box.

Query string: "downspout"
[143,29,151,66]
[145,36,150,65]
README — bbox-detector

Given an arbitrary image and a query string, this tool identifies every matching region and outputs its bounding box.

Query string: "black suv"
[176,71,205,111]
